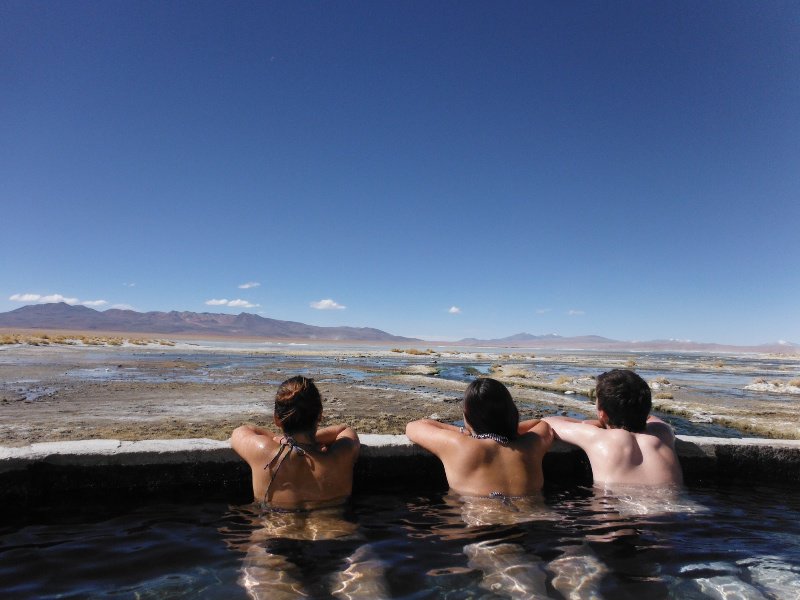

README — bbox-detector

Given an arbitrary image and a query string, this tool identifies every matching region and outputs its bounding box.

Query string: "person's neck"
[285,430,316,445]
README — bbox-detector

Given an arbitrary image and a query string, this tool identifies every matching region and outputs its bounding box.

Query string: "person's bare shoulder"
[326,431,361,465]
[519,419,555,451]
[644,416,676,446]
[231,425,277,468]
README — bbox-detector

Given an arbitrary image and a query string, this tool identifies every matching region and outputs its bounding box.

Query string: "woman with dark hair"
[406,377,553,497]
[232,376,360,509]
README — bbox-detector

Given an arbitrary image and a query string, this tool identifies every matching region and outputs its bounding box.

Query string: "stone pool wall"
[2,435,799,506]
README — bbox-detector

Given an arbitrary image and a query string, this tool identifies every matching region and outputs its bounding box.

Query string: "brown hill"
[0,303,418,342]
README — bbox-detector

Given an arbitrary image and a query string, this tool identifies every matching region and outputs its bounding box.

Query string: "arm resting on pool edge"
[315,424,361,455]
[405,419,463,460]
[645,416,677,446]
[518,419,556,449]
[542,416,604,449]
[230,425,277,469]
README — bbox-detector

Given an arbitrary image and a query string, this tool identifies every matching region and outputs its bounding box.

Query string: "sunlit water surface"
[3,482,799,599]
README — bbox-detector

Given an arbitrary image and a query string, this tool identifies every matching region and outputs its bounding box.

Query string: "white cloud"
[10,293,42,302]
[238,281,261,289]
[227,299,259,308]
[11,293,82,305]
[310,298,346,310]
[567,309,585,316]
[448,306,461,314]
[206,298,259,308]
[111,304,135,310]
[81,300,108,307]
[206,299,229,306]
[123,282,136,287]
[536,308,551,314]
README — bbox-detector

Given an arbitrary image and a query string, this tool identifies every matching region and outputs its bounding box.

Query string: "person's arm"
[315,424,360,455]
[518,419,541,434]
[645,415,676,445]
[231,424,276,469]
[542,416,603,449]
[519,419,556,450]
[405,419,463,459]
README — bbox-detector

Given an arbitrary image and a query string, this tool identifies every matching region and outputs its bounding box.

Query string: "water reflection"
[222,503,389,599]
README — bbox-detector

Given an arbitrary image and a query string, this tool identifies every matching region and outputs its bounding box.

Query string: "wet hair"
[273,376,322,435]
[595,369,652,432]
[462,377,519,440]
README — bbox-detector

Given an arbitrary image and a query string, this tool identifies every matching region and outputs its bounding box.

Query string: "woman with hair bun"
[232,376,360,510]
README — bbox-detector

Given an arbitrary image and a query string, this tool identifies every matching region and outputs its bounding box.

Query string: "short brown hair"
[274,376,322,434]
[596,369,651,432]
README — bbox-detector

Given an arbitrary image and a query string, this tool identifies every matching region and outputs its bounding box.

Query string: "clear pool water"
[2,482,799,599]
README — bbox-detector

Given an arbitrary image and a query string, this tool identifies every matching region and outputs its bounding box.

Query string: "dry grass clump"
[788,379,800,387]
[503,367,530,378]
[129,339,149,346]
[714,361,725,368]
[491,365,530,378]
[554,375,572,385]
[654,392,674,400]
[625,359,637,368]
[653,377,671,385]
[0,334,21,345]
[390,348,435,356]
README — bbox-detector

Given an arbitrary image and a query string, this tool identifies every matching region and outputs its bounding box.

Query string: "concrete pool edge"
[2,435,800,505]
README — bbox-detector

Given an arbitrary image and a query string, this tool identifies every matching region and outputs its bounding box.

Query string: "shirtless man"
[544,369,683,486]
[231,376,360,509]
[406,377,554,497]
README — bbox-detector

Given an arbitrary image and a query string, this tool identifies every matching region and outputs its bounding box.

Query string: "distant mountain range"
[455,332,799,354]
[0,303,418,342]
[0,304,796,353]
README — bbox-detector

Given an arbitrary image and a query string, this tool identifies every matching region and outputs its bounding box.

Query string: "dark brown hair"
[274,376,322,435]
[595,369,652,432]
[463,377,519,439]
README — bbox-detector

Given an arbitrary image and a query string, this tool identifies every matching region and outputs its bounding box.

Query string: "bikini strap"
[263,436,308,505]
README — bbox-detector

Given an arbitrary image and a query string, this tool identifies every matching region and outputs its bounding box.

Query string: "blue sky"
[2,1,798,344]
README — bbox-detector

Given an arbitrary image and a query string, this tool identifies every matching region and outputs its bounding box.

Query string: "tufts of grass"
[654,392,674,400]
[554,375,572,385]
[788,379,800,387]
[625,359,637,368]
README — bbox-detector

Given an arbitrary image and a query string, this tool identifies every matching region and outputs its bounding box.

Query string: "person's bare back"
[406,378,554,497]
[232,424,359,509]
[544,369,683,487]
[544,415,682,486]
[231,376,360,510]
[406,419,552,496]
